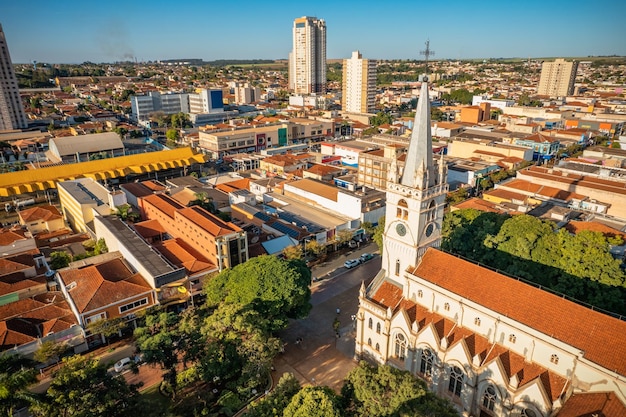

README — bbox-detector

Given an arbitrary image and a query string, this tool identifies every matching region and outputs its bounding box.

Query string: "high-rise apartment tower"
[537,58,578,97]
[0,24,28,130]
[289,16,326,95]
[342,50,376,114]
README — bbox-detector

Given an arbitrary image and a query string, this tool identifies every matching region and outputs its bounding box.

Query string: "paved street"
[273,243,380,391]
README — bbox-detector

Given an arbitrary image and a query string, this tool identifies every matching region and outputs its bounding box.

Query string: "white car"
[344,259,361,269]
[114,357,132,373]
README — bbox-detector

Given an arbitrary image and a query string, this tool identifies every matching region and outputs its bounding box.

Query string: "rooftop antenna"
[420,40,435,75]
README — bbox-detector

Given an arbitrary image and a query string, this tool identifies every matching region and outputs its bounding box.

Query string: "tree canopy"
[442,210,626,315]
[204,255,311,331]
[342,362,458,417]
[30,356,140,417]
[283,386,342,417]
[0,354,37,417]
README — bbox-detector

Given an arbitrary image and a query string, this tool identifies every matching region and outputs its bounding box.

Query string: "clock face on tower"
[425,223,434,237]
[396,223,407,237]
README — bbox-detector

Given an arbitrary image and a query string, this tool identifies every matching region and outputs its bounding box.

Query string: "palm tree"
[0,354,38,416]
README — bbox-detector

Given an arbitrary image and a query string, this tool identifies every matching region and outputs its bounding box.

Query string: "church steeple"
[401,76,434,189]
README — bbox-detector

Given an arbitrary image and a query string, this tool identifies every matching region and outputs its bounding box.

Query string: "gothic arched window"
[376,322,381,334]
[420,348,434,376]
[394,333,406,360]
[397,199,408,219]
[482,385,497,412]
[448,366,464,397]
[368,318,373,329]
[395,259,400,276]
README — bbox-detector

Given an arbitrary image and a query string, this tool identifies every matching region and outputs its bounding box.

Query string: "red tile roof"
[58,257,152,314]
[564,221,626,241]
[409,248,626,376]
[18,205,62,223]
[556,391,626,417]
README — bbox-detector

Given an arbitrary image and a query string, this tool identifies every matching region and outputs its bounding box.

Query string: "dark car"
[360,253,374,263]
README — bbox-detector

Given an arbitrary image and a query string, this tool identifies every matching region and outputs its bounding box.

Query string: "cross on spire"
[420,40,435,75]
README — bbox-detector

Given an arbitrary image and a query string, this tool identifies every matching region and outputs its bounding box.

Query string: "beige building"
[18,205,65,235]
[57,178,127,235]
[342,51,376,114]
[537,59,578,97]
[289,16,326,94]
[447,138,534,162]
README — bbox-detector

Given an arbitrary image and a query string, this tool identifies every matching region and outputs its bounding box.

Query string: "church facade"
[355,75,626,417]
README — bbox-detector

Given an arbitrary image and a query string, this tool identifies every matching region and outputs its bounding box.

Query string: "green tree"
[372,216,385,254]
[305,239,325,257]
[283,244,304,260]
[49,251,71,270]
[335,229,354,248]
[133,309,183,395]
[342,362,429,417]
[200,303,281,391]
[283,386,341,417]
[246,373,301,417]
[171,112,191,129]
[166,129,178,147]
[112,204,140,222]
[86,317,125,344]
[34,340,68,365]
[0,354,38,417]
[30,356,141,417]
[446,188,469,205]
[370,112,393,127]
[204,255,311,332]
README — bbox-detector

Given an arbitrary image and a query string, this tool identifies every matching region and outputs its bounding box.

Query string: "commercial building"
[130,91,190,123]
[355,74,626,416]
[289,16,327,94]
[537,59,578,97]
[0,24,27,130]
[234,83,261,105]
[138,193,247,271]
[48,132,125,163]
[342,51,376,114]
[189,88,224,114]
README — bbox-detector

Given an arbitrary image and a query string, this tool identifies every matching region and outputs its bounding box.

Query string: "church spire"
[401,75,434,189]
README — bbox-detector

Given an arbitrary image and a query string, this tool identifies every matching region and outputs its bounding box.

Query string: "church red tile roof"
[408,248,626,376]
[556,391,626,417]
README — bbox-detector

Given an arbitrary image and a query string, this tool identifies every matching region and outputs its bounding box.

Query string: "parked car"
[114,357,132,373]
[360,253,374,262]
[344,259,361,269]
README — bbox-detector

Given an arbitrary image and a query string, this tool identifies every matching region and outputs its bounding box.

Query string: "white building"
[342,51,376,114]
[234,83,261,105]
[0,24,28,130]
[537,59,578,97]
[189,88,225,114]
[472,95,516,111]
[130,91,189,123]
[289,16,326,94]
[355,74,626,417]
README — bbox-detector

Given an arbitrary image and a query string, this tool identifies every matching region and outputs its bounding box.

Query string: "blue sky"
[3,0,626,63]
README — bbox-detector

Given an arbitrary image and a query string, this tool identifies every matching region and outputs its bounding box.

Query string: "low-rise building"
[18,205,65,235]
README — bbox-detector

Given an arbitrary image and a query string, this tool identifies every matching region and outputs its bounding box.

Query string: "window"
[448,366,464,397]
[550,354,559,364]
[85,312,106,324]
[420,348,434,376]
[376,322,381,334]
[119,298,148,313]
[395,259,400,276]
[482,385,497,411]
[367,338,372,346]
[368,318,373,329]
[474,317,481,326]
[375,343,380,351]
[394,333,406,360]
[509,334,516,343]
[444,302,450,311]
[417,290,423,298]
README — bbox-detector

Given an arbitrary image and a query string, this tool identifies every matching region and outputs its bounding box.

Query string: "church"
[354,74,626,417]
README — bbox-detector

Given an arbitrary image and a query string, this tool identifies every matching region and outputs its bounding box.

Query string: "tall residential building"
[355,71,626,415]
[188,88,224,114]
[0,24,28,130]
[537,58,578,97]
[289,16,326,94]
[342,51,376,114]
